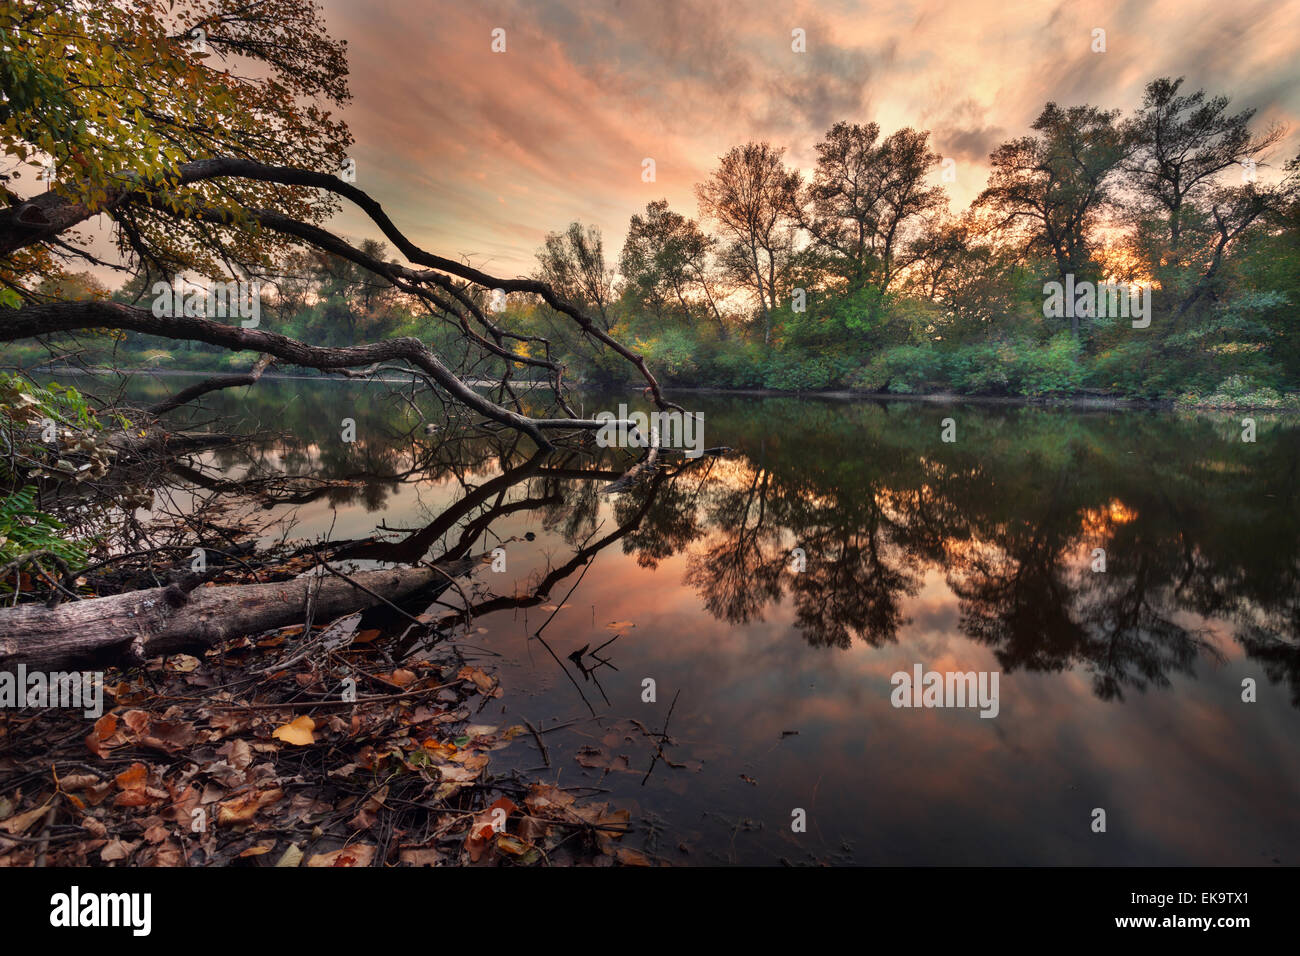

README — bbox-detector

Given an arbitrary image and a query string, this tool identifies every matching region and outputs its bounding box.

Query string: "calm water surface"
[91,374,1300,864]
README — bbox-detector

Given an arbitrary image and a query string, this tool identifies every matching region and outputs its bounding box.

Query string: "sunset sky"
[316,0,1300,279]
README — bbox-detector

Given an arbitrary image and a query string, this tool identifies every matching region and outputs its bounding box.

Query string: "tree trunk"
[0,559,475,669]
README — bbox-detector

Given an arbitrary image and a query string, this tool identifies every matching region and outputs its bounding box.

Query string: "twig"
[207,679,465,711]
[522,717,550,767]
[641,688,682,785]
[312,553,425,626]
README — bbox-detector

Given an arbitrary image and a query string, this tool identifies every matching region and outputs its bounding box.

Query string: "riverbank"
[35,366,1299,412]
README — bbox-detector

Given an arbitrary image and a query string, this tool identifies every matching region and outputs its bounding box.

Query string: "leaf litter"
[0,605,651,866]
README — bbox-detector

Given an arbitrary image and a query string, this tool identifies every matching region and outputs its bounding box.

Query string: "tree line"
[517,77,1298,403]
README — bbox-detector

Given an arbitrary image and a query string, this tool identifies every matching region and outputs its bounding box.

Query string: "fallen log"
[0,558,476,669]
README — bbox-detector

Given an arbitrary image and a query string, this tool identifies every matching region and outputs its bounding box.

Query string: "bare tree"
[696,143,799,344]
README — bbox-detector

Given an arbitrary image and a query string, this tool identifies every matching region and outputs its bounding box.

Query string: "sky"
[315,0,1300,279]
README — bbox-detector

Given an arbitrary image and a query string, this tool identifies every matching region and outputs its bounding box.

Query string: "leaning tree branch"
[0,157,679,410]
[0,300,654,452]
[147,352,275,415]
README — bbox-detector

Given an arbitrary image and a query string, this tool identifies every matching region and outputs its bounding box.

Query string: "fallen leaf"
[496,833,532,856]
[271,715,316,746]
[307,844,374,867]
[398,847,442,866]
[0,802,50,835]
[141,720,197,754]
[148,841,184,867]
[216,788,283,825]
[524,784,576,815]
[465,796,517,862]
[100,838,140,862]
[85,713,120,757]
[113,763,149,792]
[456,666,502,698]
[275,844,304,868]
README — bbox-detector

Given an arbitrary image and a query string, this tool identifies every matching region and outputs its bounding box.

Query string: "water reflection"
[108,375,1300,863]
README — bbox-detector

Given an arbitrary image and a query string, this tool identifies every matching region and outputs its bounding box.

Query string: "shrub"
[870,345,944,393]
[643,328,701,384]
[1178,375,1300,410]
[1014,333,1084,396]
[944,343,1013,394]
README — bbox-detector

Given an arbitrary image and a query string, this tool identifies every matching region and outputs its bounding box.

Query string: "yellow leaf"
[271,715,316,746]
[217,788,283,826]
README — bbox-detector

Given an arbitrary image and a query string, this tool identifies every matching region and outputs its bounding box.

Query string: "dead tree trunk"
[0,559,474,669]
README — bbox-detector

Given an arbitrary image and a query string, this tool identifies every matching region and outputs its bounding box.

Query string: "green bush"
[707,340,768,388]
[1178,375,1300,410]
[944,343,1013,394]
[867,345,945,393]
[643,328,701,384]
[1014,333,1084,396]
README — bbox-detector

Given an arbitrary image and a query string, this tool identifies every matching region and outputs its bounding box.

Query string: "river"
[82,374,1300,865]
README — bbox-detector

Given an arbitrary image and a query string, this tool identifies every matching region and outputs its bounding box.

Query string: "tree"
[799,122,944,293]
[1122,77,1284,251]
[905,211,1033,339]
[976,104,1127,337]
[1120,77,1292,323]
[696,143,799,345]
[534,222,616,331]
[0,0,677,448]
[619,199,728,336]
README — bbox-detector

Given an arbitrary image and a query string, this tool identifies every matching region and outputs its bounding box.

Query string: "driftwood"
[0,558,475,669]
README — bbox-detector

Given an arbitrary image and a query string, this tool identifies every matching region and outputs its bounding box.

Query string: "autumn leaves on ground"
[0,595,640,867]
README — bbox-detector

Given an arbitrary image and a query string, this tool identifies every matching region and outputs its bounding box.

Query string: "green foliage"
[861,345,944,393]
[0,372,113,485]
[759,352,855,391]
[1014,333,1085,396]
[705,340,768,388]
[943,343,1014,393]
[0,373,101,433]
[1178,375,1300,410]
[0,485,86,572]
[642,328,702,383]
